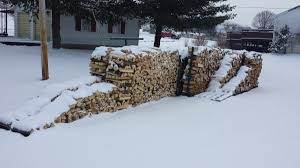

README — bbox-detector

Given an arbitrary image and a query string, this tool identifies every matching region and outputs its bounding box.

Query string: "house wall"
[16,12,30,39]
[274,7,300,34]
[60,15,140,48]
[14,10,52,41]
[14,11,140,48]
[274,7,300,53]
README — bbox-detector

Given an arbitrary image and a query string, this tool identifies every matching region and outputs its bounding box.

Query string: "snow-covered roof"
[275,5,300,18]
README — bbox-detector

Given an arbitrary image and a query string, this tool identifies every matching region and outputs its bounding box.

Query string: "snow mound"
[0,76,116,133]
[92,46,164,58]
[92,45,191,60]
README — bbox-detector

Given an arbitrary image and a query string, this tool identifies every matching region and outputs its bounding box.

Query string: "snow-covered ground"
[0,45,91,113]
[0,33,300,168]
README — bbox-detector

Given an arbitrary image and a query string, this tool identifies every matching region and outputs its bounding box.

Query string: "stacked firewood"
[49,47,263,127]
[52,48,180,125]
[130,52,180,105]
[182,48,263,97]
[182,48,224,96]
[53,88,130,125]
[90,56,109,78]
[233,53,263,95]
[218,52,244,88]
[102,48,180,105]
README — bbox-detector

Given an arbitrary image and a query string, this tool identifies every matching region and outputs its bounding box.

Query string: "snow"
[1,32,300,168]
[0,45,92,114]
[10,82,115,131]
[4,76,100,122]
[0,73,115,131]
[92,45,162,58]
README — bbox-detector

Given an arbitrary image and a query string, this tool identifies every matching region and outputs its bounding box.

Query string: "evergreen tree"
[7,0,235,48]
[132,0,235,47]
[270,25,293,54]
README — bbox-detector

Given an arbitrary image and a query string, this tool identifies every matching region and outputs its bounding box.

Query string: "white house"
[274,5,300,53]
[14,8,140,49]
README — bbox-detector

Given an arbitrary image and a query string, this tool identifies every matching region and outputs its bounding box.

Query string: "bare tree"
[252,10,275,29]
[222,21,250,33]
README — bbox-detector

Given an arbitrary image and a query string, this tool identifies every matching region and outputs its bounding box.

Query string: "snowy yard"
[1,34,300,168]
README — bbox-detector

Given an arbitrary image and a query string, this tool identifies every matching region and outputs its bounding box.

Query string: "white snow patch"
[0,76,116,131]
[92,46,163,58]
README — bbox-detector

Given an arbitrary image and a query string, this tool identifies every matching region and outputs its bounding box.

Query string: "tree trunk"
[52,0,61,49]
[154,23,162,48]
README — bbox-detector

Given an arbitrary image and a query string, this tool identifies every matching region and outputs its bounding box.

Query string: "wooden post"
[186,47,195,97]
[39,0,49,80]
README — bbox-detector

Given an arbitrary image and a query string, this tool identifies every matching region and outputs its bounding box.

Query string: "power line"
[236,6,291,10]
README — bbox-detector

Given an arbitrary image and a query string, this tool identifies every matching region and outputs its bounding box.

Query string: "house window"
[75,16,96,32]
[82,19,91,32]
[75,16,81,31]
[108,22,126,34]
[112,24,121,33]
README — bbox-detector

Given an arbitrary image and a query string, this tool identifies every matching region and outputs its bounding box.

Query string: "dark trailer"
[227,29,274,53]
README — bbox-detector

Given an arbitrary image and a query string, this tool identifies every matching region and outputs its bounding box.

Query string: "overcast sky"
[227,0,300,27]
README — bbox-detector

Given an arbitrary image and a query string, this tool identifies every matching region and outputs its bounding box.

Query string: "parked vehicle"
[161,31,181,39]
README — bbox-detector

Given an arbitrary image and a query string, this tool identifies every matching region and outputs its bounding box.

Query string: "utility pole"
[39,0,49,80]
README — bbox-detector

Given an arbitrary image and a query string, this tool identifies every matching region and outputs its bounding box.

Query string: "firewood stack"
[102,47,180,105]
[49,47,262,127]
[216,52,244,88]
[182,47,224,96]
[233,53,263,95]
[53,87,130,125]
[89,51,110,78]
[52,47,180,125]
[131,52,180,105]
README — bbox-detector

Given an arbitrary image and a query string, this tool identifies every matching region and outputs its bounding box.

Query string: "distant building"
[13,7,140,49]
[274,5,300,54]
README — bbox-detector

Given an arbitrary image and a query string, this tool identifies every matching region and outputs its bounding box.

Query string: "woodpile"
[221,53,243,87]
[182,47,224,96]
[208,52,244,91]
[233,53,263,95]
[129,51,180,105]
[181,48,263,97]
[92,47,180,106]
[53,88,131,124]
[49,47,263,127]
[51,47,180,125]
[89,57,108,77]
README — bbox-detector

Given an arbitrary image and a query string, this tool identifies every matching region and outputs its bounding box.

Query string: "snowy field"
[0,33,300,168]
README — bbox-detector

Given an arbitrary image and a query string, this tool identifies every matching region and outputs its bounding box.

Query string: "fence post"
[186,47,195,97]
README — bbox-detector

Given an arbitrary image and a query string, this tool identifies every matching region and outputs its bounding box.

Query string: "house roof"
[276,5,300,18]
